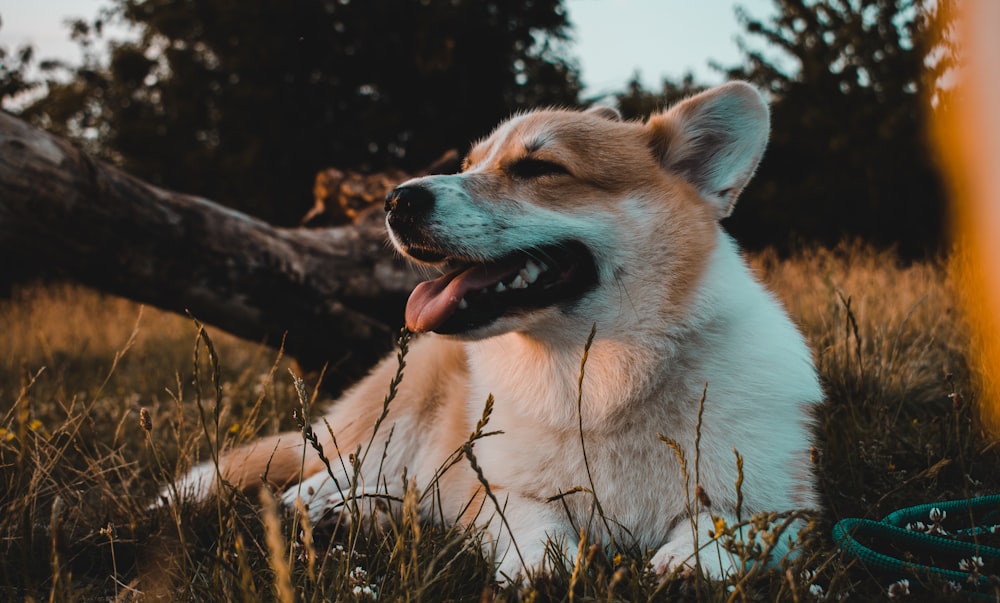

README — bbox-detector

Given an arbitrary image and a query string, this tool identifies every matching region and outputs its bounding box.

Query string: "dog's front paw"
[492,538,554,585]
[651,539,699,578]
[281,473,397,536]
[651,533,733,579]
[493,553,529,586]
[650,515,738,580]
[152,460,218,508]
[280,471,348,526]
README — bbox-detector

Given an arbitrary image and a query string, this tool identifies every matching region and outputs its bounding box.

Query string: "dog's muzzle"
[384,183,598,335]
[384,184,450,263]
[385,185,434,228]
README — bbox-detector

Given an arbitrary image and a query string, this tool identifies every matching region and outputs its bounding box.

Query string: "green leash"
[833,494,1000,595]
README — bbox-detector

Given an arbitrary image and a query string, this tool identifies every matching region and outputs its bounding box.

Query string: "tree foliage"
[613,71,707,120]
[0,32,40,103]
[719,0,953,257]
[15,0,581,224]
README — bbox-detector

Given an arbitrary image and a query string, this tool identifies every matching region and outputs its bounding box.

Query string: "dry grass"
[753,243,990,515]
[1,243,998,601]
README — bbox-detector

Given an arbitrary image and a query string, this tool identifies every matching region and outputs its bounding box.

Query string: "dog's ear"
[585,104,622,121]
[645,82,769,218]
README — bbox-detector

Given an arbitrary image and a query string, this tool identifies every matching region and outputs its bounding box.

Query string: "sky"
[565,0,775,94]
[0,0,777,97]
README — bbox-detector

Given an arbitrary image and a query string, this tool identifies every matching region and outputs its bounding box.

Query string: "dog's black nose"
[385,185,434,217]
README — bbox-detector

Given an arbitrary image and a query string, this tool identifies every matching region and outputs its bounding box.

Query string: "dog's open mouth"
[404,242,598,334]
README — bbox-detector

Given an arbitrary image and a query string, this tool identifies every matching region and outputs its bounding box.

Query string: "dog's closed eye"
[508,157,570,179]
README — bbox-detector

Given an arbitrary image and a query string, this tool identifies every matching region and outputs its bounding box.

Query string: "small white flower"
[809,583,825,600]
[352,584,377,599]
[946,580,963,592]
[925,508,950,535]
[958,556,984,572]
[887,578,910,599]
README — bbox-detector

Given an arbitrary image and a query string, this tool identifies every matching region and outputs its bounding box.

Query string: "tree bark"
[0,111,420,388]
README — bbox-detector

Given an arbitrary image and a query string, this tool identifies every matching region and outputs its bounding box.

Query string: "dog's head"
[385,82,769,339]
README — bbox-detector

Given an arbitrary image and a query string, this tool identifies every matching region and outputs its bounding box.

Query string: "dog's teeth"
[458,298,469,310]
[521,260,542,284]
[511,275,526,289]
[495,281,507,293]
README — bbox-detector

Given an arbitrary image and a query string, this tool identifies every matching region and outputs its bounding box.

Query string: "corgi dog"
[167,82,822,581]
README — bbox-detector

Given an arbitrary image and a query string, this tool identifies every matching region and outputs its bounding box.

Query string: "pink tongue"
[405,260,522,333]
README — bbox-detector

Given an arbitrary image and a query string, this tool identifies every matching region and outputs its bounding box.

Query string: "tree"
[0,38,37,104]
[18,0,581,225]
[613,72,706,121]
[719,0,953,257]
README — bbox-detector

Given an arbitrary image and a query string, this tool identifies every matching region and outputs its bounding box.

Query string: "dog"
[166,81,822,581]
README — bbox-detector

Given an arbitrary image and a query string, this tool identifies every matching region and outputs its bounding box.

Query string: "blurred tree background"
[728,0,954,258]
[2,0,953,257]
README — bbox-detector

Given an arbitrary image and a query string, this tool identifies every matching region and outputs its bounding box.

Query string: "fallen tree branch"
[0,111,420,387]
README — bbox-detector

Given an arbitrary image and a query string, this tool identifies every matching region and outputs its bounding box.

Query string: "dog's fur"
[167,82,822,580]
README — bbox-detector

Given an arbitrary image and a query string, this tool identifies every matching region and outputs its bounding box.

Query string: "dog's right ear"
[645,82,769,218]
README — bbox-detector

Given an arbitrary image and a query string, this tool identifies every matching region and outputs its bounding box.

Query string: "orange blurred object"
[933,1,1000,435]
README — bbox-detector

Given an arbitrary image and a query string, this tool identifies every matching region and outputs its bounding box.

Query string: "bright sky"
[0,0,777,96]
[566,0,776,94]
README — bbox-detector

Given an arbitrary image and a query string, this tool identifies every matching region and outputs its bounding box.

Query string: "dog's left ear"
[646,82,769,218]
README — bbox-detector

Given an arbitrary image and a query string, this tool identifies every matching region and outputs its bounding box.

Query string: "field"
[1,242,998,601]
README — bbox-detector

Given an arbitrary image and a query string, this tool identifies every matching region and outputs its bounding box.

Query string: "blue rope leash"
[833,494,1000,595]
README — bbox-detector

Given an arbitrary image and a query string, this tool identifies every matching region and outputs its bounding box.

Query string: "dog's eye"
[509,158,569,179]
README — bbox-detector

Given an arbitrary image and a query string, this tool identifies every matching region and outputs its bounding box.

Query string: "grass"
[1,241,999,601]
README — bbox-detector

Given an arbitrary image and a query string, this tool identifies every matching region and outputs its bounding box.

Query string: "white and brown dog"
[168,82,822,581]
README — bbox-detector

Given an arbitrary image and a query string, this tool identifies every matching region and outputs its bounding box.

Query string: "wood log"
[0,111,421,388]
